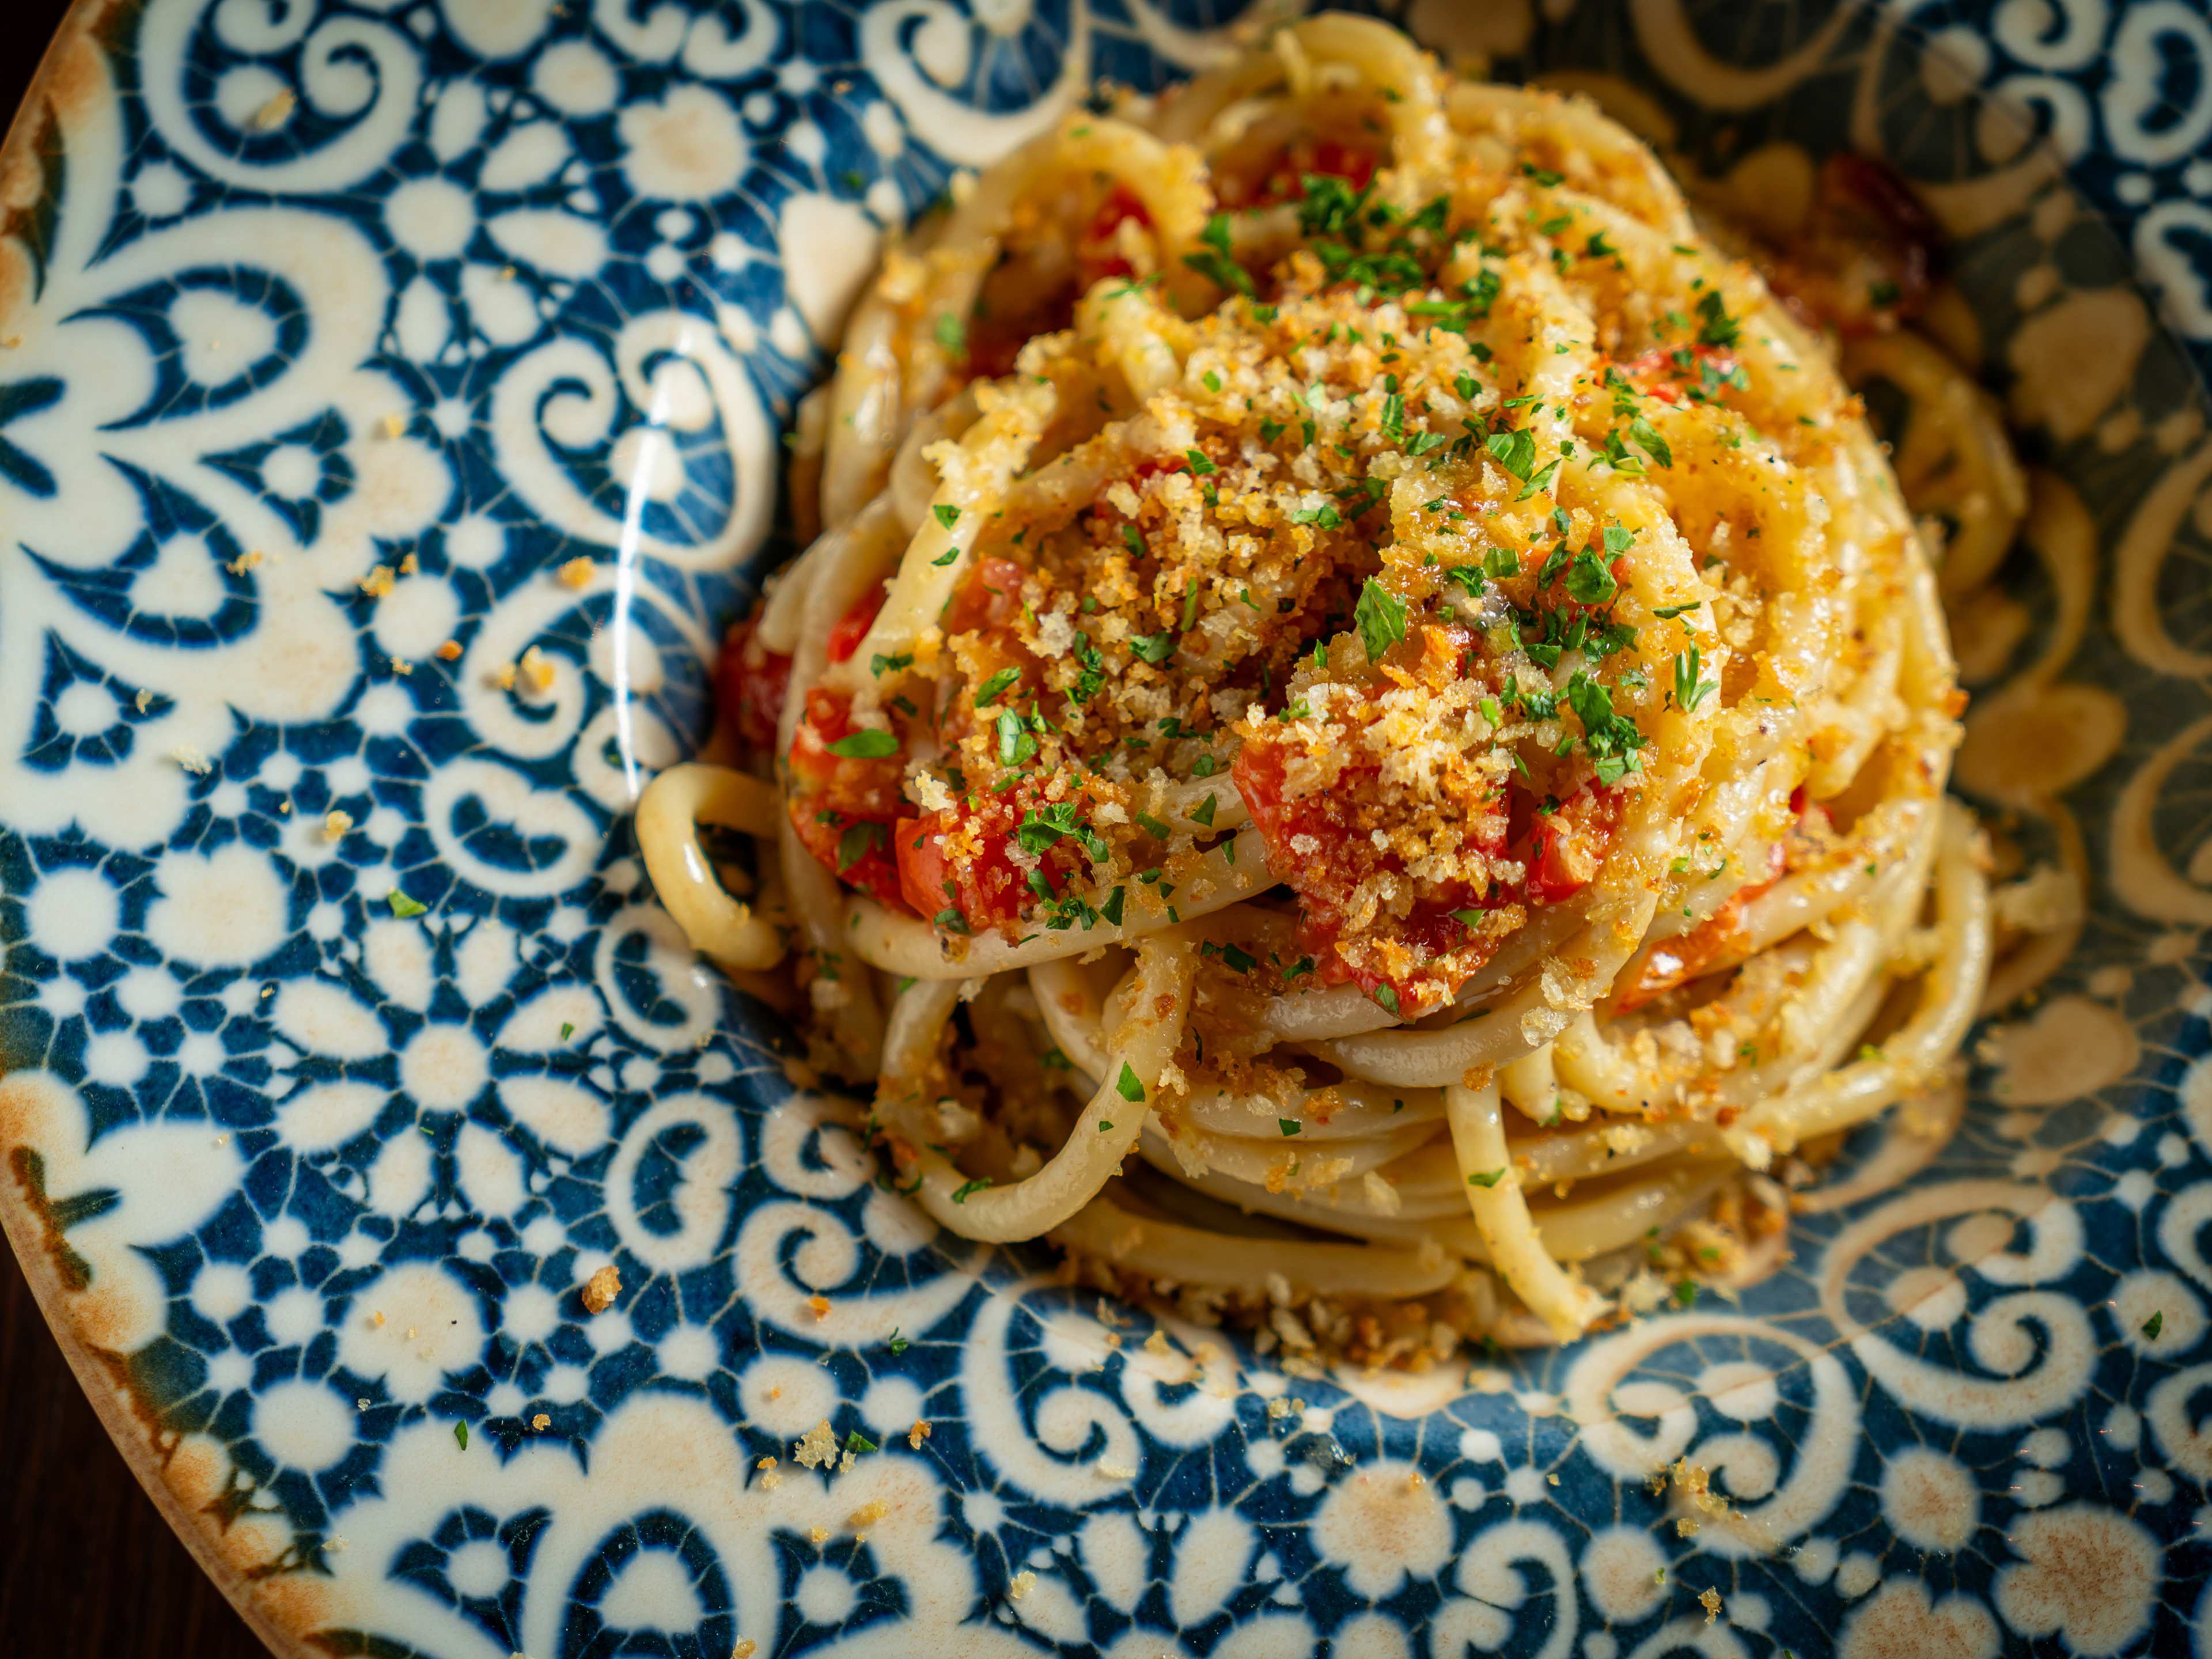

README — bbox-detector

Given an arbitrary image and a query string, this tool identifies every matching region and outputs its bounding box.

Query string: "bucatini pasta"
[639,14,2052,1359]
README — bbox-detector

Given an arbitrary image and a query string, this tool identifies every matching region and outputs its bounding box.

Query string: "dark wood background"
[2,2,268,1652]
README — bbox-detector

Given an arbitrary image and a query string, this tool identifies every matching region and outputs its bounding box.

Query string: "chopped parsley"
[1130,630,1177,665]
[1355,577,1408,662]
[1673,646,1717,713]
[1116,1063,1146,1102]
[1566,672,1646,782]
[1182,212,1254,296]
[1564,547,1618,605]
[1015,800,1109,862]
[1695,289,1740,349]
[836,820,887,873]
[830,729,899,759]
[1486,427,1536,481]
[388,890,428,919]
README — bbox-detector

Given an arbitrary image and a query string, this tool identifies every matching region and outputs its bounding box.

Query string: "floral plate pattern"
[3,1,2212,1655]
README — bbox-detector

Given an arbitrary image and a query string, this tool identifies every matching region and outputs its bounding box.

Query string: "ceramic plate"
[5,1,2212,1654]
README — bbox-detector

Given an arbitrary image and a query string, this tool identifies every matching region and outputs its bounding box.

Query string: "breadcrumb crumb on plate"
[579,1264,620,1313]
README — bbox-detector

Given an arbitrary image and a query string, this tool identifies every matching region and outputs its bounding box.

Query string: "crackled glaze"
[2,2,2211,1656]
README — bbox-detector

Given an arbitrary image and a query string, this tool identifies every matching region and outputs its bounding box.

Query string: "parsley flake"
[1355,577,1408,663]
[830,729,899,759]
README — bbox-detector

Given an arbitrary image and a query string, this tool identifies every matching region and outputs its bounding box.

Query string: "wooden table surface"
[2,4,266,1652]
[1,1256,265,1655]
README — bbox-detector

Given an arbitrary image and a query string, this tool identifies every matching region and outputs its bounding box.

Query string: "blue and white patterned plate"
[5,1,2212,1654]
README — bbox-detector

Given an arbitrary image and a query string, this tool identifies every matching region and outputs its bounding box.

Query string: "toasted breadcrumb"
[793,1419,838,1470]
[579,1264,620,1313]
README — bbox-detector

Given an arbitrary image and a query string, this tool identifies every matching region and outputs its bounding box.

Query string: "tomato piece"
[1230,741,1325,881]
[1762,153,1936,337]
[1221,138,1380,209]
[1513,782,1624,907]
[1613,801,1816,1011]
[827,585,888,665]
[894,814,950,922]
[786,689,906,910]
[717,614,791,762]
[941,557,1027,637]
[1620,343,1741,407]
[1077,185,1154,285]
[1310,139,1377,190]
[1305,899,1487,1002]
[1233,738,1511,1010]
[896,808,1028,934]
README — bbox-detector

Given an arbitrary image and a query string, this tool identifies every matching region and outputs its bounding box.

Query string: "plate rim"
[0,1,2202,1653]
[0,2,321,1650]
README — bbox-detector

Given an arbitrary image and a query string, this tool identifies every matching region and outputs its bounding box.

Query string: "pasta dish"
[637,14,2046,1358]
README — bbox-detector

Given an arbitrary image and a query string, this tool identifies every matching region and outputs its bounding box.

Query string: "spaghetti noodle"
[639,15,2046,1357]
